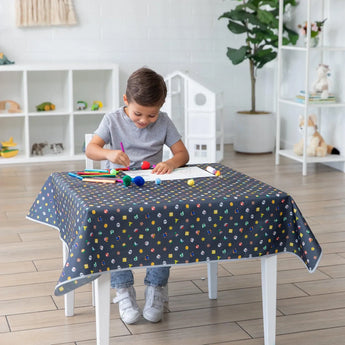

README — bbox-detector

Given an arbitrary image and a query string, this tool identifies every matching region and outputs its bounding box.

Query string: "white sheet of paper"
[125,166,215,182]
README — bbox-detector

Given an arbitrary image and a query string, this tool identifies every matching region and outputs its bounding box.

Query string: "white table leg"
[95,272,110,345]
[261,255,277,345]
[62,242,74,316]
[207,261,218,299]
[92,280,96,307]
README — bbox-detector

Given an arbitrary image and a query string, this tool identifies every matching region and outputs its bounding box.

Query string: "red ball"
[141,160,151,169]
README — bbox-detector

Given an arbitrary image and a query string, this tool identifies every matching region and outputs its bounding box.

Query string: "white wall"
[0,0,277,144]
[1,0,343,156]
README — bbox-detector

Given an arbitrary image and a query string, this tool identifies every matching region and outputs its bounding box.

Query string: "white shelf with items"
[0,64,118,165]
[275,0,345,175]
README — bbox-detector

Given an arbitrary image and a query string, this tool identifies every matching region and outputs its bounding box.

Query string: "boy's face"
[123,95,160,129]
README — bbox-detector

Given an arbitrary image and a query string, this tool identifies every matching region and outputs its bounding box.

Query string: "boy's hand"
[106,150,130,167]
[152,162,174,174]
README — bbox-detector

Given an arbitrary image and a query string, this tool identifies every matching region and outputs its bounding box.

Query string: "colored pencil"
[77,172,115,176]
[83,178,121,184]
[68,172,83,180]
[84,169,109,173]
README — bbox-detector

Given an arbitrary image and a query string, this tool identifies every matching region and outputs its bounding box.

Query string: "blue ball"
[133,176,145,186]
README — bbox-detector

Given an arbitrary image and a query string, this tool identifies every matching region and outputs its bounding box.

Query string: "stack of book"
[296,90,336,104]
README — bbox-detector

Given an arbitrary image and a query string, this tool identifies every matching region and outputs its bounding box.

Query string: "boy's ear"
[123,94,129,105]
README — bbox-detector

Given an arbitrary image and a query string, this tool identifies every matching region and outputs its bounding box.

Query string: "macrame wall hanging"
[16,0,77,27]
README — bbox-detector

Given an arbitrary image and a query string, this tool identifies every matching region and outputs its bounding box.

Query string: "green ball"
[122,175,132,186]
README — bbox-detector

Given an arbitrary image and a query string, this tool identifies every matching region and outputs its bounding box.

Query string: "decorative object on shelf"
[16,0,77,27]
[0,137,19,158]
[293,114,340,157]
[0,100,21,113]
[219,0,299,153]
[0,53,14,65]
[76,100,87,110]
[91,101,103,111]
[312,64,331,99]
[298,19,326,48]
[31,142,48,156]
[36,102,56,111]
[50,143,64,154]
[296,91,336,104]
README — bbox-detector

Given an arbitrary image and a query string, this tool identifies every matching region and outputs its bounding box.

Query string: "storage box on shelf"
[0,64,118,165]
[275,0,345,175]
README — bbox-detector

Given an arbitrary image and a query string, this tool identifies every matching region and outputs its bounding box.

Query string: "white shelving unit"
[275,0,345,175]
[0,64,118,165]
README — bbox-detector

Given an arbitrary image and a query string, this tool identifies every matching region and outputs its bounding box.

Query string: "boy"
[86,67,189,324]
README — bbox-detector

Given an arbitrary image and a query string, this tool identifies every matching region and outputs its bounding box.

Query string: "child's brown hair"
[126,67,167,107]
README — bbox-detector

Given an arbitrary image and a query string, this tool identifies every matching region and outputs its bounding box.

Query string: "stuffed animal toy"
[312,64,330,99]
[293,114,340,157]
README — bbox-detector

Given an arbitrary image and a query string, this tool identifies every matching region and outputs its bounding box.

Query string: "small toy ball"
[215,170,221,176]
[123,175,132,187]
[155,177,161,185]
[110,168,118,175]
[133,176,145,186]
[141,160,151,169]
[187,179,195,187]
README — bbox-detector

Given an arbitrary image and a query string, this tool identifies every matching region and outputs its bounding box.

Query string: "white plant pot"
[233,111,275,153]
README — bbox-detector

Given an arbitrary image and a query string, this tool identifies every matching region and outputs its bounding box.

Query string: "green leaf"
[257,9,275,25]
[227,20,247,34]
[283,25,299,45]
[226,46,249,65]
[254,49,277,68]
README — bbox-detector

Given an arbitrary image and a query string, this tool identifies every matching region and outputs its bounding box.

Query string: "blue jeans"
[111,266,170,289]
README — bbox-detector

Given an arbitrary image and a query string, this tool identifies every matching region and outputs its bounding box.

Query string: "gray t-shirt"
[94,106,181,169]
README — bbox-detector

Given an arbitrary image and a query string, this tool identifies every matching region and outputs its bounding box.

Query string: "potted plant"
[219,0,299,153]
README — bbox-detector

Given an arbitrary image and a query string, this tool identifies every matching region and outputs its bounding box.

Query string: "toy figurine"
[31,142,48,156]
[76,101,87,110]
[293,114,340,157]
[0,53,14,65]
[1,137,19,158]
[91,101,103,111]
[36,102,56,111]
[0,100,21,113]
[312,64,330,99]
[50,143,64,154]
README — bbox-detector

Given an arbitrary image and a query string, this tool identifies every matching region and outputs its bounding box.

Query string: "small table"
[27,164,322,345]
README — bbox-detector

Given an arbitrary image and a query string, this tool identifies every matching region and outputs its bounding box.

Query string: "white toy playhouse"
[162,71,224,164]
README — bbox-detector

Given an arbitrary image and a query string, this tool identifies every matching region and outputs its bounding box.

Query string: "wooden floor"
[1,145,345,345]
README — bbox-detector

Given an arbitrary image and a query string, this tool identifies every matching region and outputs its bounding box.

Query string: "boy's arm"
[152,139,189,174]
[85,134,130,167]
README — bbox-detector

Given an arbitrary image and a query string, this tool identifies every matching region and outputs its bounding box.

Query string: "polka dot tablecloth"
[27,164,322,296]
